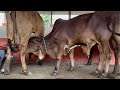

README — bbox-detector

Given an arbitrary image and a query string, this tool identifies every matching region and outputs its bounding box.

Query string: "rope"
[106,17,120,36]
[42,37,48,53]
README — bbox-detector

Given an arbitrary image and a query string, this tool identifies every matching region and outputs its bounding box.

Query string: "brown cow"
[88,11,120,78]
[3,11,44,75]
[29,19,76,71]
[103,11,120,78]
[78,11,120,79]
[32,12,113,78]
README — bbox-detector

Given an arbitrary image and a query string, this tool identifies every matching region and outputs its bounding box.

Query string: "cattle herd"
[1,11,120,79]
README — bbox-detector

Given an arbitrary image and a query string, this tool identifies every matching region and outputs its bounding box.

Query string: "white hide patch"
[38,50,44,60]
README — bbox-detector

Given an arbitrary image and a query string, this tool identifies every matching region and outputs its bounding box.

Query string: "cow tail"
[9,11,19,52]
[106,17,120,36]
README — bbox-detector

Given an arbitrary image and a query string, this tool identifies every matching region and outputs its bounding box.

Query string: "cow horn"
[68,45,81,52]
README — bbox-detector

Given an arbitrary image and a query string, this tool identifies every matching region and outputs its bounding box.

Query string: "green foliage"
[40,14,51,27]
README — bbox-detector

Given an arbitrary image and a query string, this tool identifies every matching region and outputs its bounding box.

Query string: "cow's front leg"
[20,46,32,76]
[51,59,62,76]
[68,49,75,71]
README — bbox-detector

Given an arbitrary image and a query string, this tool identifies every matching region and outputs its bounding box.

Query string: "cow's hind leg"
[109,44,120,78]
[86,46,94,65]
[20,46,32,76]
[91,44,104,76]
[67,49,75,71]
[98,43,112,78]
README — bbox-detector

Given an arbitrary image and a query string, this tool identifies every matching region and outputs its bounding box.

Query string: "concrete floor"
[0,61,119,79]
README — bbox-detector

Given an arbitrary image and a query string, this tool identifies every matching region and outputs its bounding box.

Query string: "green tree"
[40,14,51,27]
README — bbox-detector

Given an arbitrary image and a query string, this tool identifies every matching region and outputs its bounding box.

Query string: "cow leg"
[3,46,12,75]
[37,58,43,66]
[51,43,67,76]
[20,46,31,76]
[91,44,104,76]
[86,46,94,65]
[68,49,75,71]
[98,43,112,78]
[28,53,32,65]
[51,59,62,76]
[110,44,120,78]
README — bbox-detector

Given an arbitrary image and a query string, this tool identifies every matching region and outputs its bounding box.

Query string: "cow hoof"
[28,72,32,76]
[21,71,32,76]
[108,74,116,79]
[67,68,74,71]
[98,73,108,79]
[108,72,120,79]
[4,71,10,75]
[90,70,100,76]
[51,71,58,76]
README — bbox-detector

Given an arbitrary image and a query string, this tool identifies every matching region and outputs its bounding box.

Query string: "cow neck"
[42,37,48,54]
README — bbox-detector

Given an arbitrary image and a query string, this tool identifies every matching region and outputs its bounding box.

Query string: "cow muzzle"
[38,50,44,60]
[38,54,44,60]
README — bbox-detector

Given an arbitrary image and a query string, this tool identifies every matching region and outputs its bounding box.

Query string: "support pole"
[51,11,52,24]
[69,11,71,19]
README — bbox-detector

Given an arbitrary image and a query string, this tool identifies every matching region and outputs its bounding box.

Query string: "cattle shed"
[0,11,115,65]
